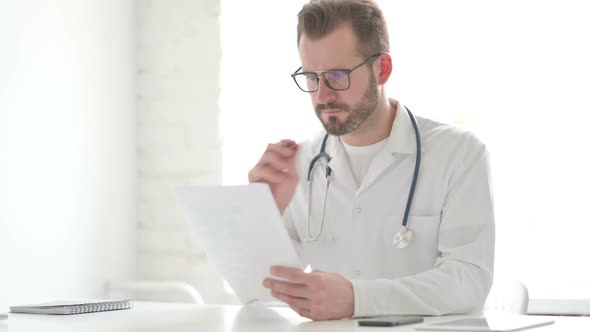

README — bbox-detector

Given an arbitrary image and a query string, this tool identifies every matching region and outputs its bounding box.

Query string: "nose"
[314,78,336,105]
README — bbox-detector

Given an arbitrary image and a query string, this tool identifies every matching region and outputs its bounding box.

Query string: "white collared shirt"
[282,100,495,317]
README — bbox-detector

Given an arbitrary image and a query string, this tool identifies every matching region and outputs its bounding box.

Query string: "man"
[248,0,494,321]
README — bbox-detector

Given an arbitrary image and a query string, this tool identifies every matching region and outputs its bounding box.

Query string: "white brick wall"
[137,0,233,304]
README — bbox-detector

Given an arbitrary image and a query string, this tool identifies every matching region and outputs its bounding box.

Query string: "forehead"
[298,24,362,70]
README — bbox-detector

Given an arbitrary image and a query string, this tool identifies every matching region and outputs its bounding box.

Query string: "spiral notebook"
[10,299,133,315]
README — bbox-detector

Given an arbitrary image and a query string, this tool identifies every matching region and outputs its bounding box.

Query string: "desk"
[2,302,590,332]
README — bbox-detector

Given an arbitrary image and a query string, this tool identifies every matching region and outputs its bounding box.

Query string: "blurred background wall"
[0,0,137,308]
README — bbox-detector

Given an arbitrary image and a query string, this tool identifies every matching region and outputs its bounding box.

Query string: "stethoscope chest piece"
[392,226,414,249]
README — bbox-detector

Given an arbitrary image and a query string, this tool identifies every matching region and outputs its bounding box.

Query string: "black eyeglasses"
[291,53,381,93]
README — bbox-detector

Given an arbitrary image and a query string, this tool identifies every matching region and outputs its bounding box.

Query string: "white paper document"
[176,183,303,304]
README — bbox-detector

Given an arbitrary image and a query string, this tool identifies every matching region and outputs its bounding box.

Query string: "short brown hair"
[297,0,389,58]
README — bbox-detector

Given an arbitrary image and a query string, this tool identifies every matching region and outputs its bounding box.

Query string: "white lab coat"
[282,102,495,317]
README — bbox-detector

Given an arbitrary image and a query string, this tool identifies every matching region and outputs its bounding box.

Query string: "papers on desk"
[0,312,7,320]
[176,184,304,304]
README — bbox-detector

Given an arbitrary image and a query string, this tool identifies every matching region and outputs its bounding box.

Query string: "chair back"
[105,280,204,304]
[484,279,529,315]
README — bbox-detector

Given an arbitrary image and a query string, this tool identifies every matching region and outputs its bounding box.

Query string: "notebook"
[10,299,133,315]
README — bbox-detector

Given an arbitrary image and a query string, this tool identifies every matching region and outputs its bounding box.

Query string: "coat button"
[353,207,362,214]
[352,269,361,277]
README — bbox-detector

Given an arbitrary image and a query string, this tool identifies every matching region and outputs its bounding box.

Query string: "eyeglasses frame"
[290,53,382,93]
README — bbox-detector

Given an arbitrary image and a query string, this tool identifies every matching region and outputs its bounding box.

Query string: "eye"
[325,70,348,81]
[303,73,318,81]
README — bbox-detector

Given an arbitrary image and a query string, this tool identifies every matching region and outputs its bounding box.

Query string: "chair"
[105,280,204,304]
[483,279,529,315]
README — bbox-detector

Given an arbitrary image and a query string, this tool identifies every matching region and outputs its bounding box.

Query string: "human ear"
[377,53,393,85]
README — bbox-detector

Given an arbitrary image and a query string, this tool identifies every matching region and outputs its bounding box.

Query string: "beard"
[314,75,379,136]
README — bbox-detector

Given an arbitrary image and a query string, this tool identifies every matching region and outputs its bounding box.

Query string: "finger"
[256,151,293,174]
[263,278,311,298]
[293,307,316,321]
[276,139,297,149]
[248,165,288,183]
[270,266,311,284]
[288,302,311,319]
[271,290,311,311]
[265,140,298,158]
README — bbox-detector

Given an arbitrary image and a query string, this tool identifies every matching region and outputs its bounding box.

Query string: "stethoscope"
[305,107,422,249]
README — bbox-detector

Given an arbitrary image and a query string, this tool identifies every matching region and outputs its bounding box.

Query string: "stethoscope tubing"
[401,109,421,228]
[307,134,332,181]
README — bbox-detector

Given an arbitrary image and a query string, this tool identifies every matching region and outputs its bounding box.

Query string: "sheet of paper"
[176,183,303,304]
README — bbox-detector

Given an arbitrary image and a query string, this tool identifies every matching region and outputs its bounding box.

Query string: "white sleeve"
[351,145,495,317]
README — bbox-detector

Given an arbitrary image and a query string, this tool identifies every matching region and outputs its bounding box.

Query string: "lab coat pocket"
[381,215,441,277]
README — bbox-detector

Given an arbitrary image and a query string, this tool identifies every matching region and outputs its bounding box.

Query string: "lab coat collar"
[355,100,419,193]
[322,99,419,193]
[384,100,418,155]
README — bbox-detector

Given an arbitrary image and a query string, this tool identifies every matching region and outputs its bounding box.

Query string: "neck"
[340,97,397,146]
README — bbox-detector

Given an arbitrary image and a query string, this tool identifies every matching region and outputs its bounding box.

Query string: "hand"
[248,139,299,214]
[263,266,355,321]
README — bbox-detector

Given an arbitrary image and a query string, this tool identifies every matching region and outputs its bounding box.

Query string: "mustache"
[315,103,350,112]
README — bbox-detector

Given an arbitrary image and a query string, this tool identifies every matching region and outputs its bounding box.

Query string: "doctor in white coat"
[249,0,494,321]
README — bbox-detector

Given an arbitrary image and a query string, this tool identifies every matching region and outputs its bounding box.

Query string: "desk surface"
[1,302,590,332]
